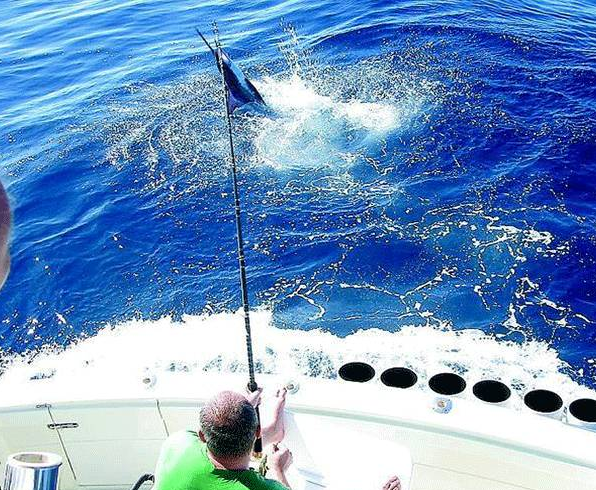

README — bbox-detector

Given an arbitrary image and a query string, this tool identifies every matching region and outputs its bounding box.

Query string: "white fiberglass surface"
[0,374,595,490]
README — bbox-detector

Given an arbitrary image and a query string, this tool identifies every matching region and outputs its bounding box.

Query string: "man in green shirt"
[154,387,402,490]
[154,388,292,490]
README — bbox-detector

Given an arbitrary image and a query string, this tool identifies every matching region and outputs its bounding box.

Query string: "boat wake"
[0,309,593,403]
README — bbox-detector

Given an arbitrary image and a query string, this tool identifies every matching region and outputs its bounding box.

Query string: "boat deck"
[0,373,594,490]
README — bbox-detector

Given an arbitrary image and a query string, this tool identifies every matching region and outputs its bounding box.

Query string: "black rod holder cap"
[381,367,418,389]
[338,362,375,382]
[428,372,467,396]
[524,389,563,413]
[472,380,511,404]
[569,398,596,423]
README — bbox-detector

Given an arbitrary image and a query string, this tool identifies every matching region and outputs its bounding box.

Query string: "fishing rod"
[211,22,263,458]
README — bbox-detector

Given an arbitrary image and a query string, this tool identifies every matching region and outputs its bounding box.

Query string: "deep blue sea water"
[1,1,596,386]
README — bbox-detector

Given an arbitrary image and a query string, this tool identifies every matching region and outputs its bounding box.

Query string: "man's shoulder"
[261,479,288,490]
[166,430,200,446]
[155,430,208,489]
[241,471,288,490]
[160,430,203,458]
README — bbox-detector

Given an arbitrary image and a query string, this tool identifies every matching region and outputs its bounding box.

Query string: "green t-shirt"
[154,431,288,490]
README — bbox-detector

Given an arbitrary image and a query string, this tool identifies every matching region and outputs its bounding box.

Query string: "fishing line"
[211,22,263,458]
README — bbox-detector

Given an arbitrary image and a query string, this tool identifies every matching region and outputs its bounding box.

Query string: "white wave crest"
[0,309,592,403]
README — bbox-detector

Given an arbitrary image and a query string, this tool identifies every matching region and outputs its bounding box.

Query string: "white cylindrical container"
[567,398,596,430]
[523,389,564,419]
[3,452,62,490]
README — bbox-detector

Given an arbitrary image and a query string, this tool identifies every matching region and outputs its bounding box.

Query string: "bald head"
[199,391,258,458]
[0,181,10,289]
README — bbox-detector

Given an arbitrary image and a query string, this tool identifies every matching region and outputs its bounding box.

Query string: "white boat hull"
[1,373,595,490]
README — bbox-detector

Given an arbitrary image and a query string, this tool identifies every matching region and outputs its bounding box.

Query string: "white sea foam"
[258,75,401,132]
[1,309,592,403]
[243,69,425,169]
[249,74,423,170]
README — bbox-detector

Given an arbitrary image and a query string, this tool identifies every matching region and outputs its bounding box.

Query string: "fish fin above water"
[196,27,266,112]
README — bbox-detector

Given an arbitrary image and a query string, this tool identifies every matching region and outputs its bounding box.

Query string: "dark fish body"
[197,30,266,112]
[216,49,266,112]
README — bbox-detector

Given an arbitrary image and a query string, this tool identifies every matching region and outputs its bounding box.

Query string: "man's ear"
[199,430,207,443]
[255,425,261,439]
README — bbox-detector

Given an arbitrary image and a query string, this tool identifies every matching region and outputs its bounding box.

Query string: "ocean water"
[1,0,596,395]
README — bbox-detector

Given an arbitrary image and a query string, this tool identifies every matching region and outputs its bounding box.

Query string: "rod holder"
[428,372,467,397]
[381,367,418,389]
[472,380,511,406]
[338,362,375,383]
[3,452,62,490]
[523,389,563,419]
[285,380,300,394]
[567,398,596,430]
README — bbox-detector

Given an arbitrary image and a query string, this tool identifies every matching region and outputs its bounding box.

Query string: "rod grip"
[254,436,263,455]
[253,405,263,457]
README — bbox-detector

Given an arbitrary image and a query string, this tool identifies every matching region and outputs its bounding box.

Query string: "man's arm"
[268,445,292,490]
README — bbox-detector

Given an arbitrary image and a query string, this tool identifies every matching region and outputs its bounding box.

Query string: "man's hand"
[269,444,293,473]
[268,443,293,489]
[245,387,263,408]
[382,476,401,490]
